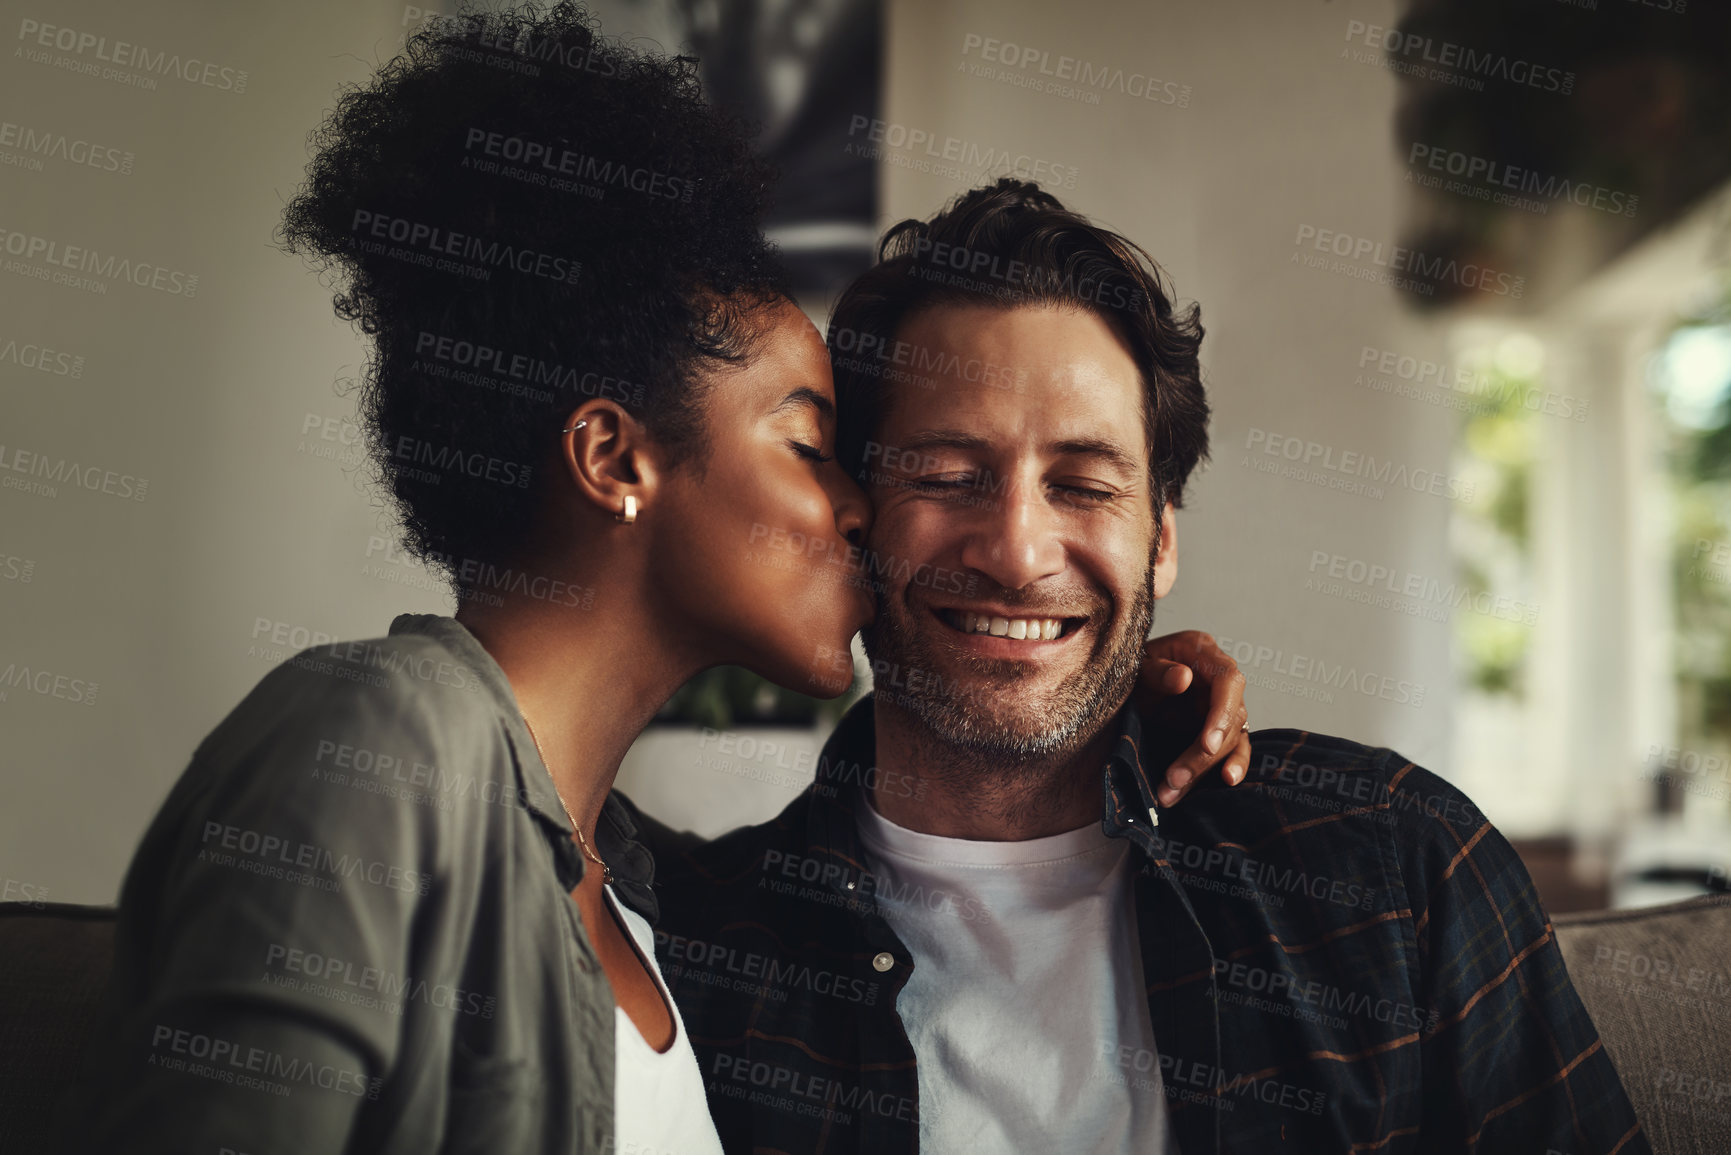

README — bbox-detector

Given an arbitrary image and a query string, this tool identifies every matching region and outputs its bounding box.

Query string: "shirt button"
[871,952,895,972]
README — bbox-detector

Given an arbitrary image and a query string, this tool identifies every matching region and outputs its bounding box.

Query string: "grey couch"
[4,898,1729,1153]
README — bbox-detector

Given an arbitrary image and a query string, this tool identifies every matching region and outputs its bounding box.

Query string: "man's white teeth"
[959,611,1062,640]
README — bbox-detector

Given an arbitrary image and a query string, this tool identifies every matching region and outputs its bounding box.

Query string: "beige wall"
[2,0,1459,905]
[1,0,451,905]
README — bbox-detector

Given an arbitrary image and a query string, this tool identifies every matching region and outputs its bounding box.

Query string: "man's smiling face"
[859,301,1173,761]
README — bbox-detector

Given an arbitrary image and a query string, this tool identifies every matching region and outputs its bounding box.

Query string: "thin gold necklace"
[521,713,613,885]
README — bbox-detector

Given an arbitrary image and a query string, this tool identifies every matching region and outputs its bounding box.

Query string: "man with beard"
[644,180,1648,1154]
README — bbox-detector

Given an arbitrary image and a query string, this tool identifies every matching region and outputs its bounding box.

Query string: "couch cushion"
[0,903,117,1154]
[1556,895,1731,1155]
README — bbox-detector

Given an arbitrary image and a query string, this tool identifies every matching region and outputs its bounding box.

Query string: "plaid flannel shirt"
[645,695,1649,1154]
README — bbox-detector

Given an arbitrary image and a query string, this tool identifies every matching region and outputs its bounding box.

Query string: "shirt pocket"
[439,1037,545,1155]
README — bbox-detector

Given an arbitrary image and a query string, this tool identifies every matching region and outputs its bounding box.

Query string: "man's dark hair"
[827,178,1209,508]
[280,2,785,586]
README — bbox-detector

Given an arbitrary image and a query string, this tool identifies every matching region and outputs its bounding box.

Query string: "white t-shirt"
[856,800,1176,1154]
[606,886,726,1155]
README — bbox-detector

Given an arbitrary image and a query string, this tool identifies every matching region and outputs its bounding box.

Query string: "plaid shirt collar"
[800,694,1226,1153]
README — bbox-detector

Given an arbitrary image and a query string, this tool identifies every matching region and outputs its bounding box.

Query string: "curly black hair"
[827,178,1209,511]
[280,2,786,587]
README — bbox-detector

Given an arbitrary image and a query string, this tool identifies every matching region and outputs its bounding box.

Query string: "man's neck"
[867,696,1120,840]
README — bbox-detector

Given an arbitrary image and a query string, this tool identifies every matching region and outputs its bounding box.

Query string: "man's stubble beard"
[861,559,1157,778]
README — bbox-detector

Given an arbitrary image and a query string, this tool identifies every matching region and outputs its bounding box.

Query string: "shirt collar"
[805,694,882,894]
[385,613,658,920]
[1102,704,1166,837]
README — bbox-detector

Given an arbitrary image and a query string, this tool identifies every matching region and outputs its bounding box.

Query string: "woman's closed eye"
[789,439,835,463]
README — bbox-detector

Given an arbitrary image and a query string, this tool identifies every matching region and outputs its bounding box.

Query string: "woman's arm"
[68,673,443,1154]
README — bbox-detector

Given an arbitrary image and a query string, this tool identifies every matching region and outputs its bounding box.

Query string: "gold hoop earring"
[618,495,638,524]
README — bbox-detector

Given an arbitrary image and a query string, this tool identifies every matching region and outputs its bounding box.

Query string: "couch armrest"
[1556,896,1731,1155]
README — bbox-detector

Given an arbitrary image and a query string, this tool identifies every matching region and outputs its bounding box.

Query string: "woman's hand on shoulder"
[1134,630,1251,808]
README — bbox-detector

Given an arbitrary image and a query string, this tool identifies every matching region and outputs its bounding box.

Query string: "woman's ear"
[1154,501,1178,599]
[556,401,662,523]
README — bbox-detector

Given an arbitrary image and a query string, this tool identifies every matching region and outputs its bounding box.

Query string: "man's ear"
[1154,501,1178,599]
[556,401,663,522]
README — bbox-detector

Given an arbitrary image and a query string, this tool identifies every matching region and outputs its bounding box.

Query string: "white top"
[856,800,1176,1154]
[606,886,726,1155]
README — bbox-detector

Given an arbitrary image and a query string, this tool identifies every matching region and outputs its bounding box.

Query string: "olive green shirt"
[64,613,658,1155]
